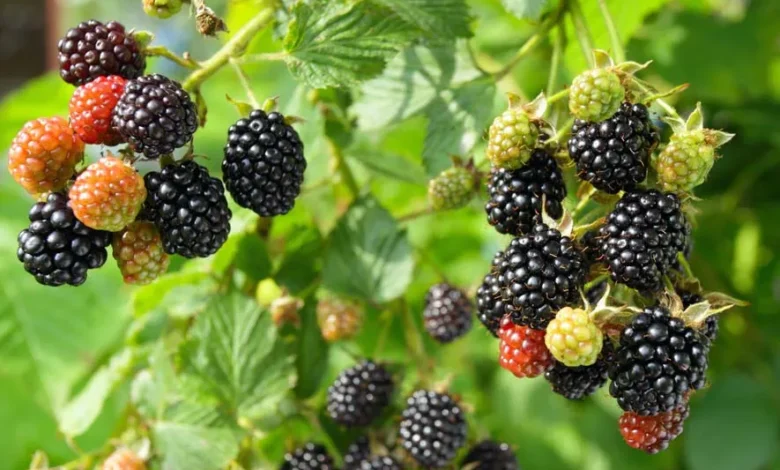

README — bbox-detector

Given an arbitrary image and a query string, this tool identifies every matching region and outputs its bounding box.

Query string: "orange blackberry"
[69,75,127,145]
[112,221,169,285]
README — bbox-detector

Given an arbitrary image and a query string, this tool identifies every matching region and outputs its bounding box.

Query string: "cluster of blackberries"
[9,19,308,288]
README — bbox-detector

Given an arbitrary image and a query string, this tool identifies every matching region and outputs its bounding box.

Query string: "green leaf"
[183,293,296,420]
[501,0,552,20]
[234,235,273,281]
[56,349,134,437]
[294,300,330,399]
[275,227,324,295]
[131,342,179,420]
[732,220,760,294]
[371,0,472,39]
[322,196,414,303]
[353,43,484,130]
[283,0,417,88]
[422,79,496,176]
[0,72,73,148]
[133,270,212,318]
[685,375,779,470]
[153,423,241,470]
[346,145,428,185]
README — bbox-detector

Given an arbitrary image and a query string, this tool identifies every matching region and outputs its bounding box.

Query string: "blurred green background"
[0,0,778,469]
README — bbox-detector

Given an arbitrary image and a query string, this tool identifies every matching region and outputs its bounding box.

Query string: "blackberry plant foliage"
[3,1,747,469]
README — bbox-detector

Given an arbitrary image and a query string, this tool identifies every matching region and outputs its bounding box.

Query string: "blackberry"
[545,341,613,400]
[57,20,145,86]
[281,443,335,470]
[475,269,505,337]
[568,102,659,194]
[496,224,585,329]
[354,457,402,470]
[141,160,231,258]
[223,110,306,217]
[399,390,467,468]
[485,149,566,236]
[599,189,690,292]
[343,437,371,469]
[678,289,719,344]
[461,440,519,470]
[326,360,394,427]
[112,74,198,159]
[17,193,111,287]
[619,402,689,454]
[609,306,708,415]
[577,229,603,271]
[423,283,473,343]
[498,315,554,378]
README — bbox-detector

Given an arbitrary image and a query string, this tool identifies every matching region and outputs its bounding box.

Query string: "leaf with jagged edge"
[371,0,472,40]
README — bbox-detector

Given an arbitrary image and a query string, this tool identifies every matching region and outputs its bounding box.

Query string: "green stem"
[633,80,681,120]
[230,58,261,109]
[399,299,432,385]
[397,206,434,223]
[597,0,625,63]
[549,116,574,143]
[677,253,696,280]
[183,8,275,92]
[145,45,199,70]
[547,87,570,105]
[546,25,565,98]
[572,186,597,218]
[328,139,360,198]
[240,52,289,62]
[494,12,560,80]
[569,0,596,68]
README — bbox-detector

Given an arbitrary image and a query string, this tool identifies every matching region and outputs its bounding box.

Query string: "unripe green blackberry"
[545,306,604,367]
[143,0,183,18]
[487,107,540,170]
[428,166,475,211]
[656,130,715,192]
[569,68,625,122]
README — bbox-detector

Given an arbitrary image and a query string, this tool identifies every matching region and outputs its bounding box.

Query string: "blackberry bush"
[399,390,467,468]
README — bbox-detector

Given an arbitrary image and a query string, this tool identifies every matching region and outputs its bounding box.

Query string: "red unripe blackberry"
[545,341,613,400]
[619,402,689,454]
[281,443,335,470]
[112,221,169,285]
[8,117,84,196]
[609,306,708,415]
[57,20,145,86]
[485,149,566,236]
[141,160,231,258]
[223,110,306,217]
[69,75,127,145]
[461,440,519,470]
[326,360,394,427]
[568,102,659,194]
[498,316,553,378]
[495,224,586,329]
[599,189,690,292]
[399,390,467,468]
[423,283,473,343]
[17,193,111,286]
[112,74,198,159]
[475,264,505,337]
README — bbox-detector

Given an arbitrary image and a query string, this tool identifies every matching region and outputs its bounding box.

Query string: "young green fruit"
[142,0,183,19]
[428,166,475,211]
[569,68,625,122]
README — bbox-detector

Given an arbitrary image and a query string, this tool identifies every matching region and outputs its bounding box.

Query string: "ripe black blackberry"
[485,149,566,236]
[461,440,519,470]
[281,443,335,470]
[678,289,719,344]
[57,20,145,86]
[141,160,231,258]
[423,283,473,343]
[223,110,306,217]
[495,224,585,329]
[326,360,394,427]
[17,193,111,287]
[343,437,371,469]
[545,341,613,400]
[399,390,467,468]
[599,189,690,292]
[112,74,198,159]
[475,266,505,337]
[609,306,708,415]
[568,102,659,194]
[353,456,402,470]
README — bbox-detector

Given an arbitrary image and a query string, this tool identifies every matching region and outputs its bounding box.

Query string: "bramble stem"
[229,58,261,109]
[677,253,696,280]
[182,8,275,92]
[597,0,625,63]
[494,11,561,80]
[328,140,360,198]
[240,52,288,62]
[572,186,597,217]
[569,0,596,68]
[546,26,565,98]
[397,206,434,223]
[633,80,681,120]
[547,87,569,105]
[145,45,199,69]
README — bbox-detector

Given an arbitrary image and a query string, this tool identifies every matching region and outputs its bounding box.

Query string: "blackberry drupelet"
[343,437,371,470]
[399,390,467,468]
[678,289,719,345]
[495,224,585,329]
[223,110,306,217]
[58,20,146,86]
[326,360,394,427]
[141,160,231,258]
[475,263,505,337]
[599,189,690,292]
[112,74,198,159]
[545,341,613,400]
[461,440,519,470]
[485,149,566,236]
[423,283,473,343]
[17,193,111,286]
[568,102,659,194]
[609,306,708,415]
[280,443,335,470]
